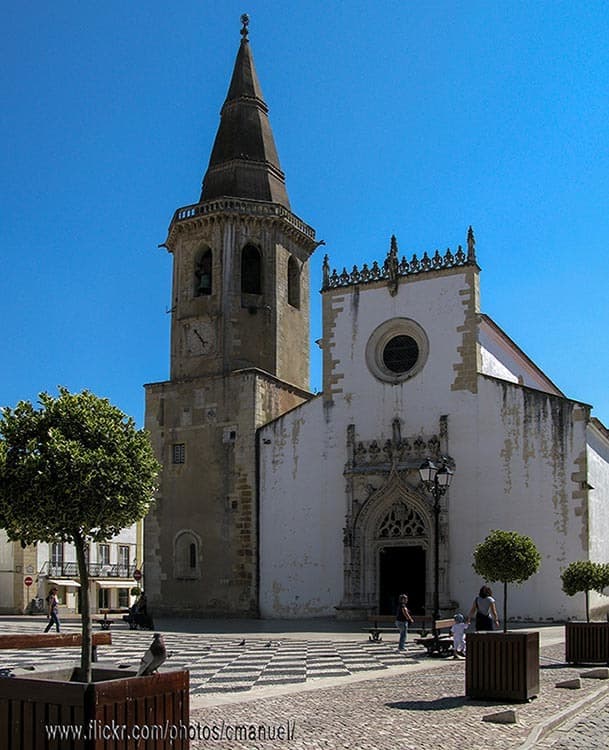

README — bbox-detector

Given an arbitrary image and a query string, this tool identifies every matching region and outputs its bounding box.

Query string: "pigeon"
[136,633,167,677]
[238,639,245,646]
[265,641,272,648]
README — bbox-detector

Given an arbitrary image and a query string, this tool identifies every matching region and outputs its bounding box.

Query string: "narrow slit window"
[288,256,300,308]
[241,244,262,294]
[194,249,212,296]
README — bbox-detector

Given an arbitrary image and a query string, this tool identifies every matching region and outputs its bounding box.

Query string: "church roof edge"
[321,229,479,293]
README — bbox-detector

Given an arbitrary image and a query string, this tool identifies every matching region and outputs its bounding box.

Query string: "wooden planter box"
[565,621,609,664]
[0,667,189,750]
[466,631,539,702]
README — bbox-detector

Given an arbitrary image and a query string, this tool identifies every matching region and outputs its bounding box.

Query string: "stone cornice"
[164,197,316,250]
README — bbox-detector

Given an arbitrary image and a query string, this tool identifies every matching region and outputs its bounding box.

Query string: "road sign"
[24,576,33,587]
[133,569,142,581]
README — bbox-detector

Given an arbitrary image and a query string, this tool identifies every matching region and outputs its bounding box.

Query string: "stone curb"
[519,684,609,749]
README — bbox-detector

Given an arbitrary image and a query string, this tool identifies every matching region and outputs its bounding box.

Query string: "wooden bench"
[0,632,112,662]
[414,618,454,656]
[365,615,433,642]
[95,608,130,630]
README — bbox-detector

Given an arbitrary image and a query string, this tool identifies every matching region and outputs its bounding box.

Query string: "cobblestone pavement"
[534,694,609,749]
[189,645,609,750]
[2,618,608,748]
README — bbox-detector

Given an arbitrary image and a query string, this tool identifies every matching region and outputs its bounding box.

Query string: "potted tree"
[561,560,609,664]
[466,529,541,701]
[0,387,189,749]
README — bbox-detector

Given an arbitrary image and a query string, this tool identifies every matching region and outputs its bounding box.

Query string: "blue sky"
[2,2,608,428]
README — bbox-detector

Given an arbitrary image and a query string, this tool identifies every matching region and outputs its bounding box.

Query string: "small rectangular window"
[98,544,110,567]
[173,443,185,464]
[98,588,109,610]
[118,545,130,576]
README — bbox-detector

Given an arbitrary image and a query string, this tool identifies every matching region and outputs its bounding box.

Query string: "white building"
[0,525,143,615]
[258,234,609,621]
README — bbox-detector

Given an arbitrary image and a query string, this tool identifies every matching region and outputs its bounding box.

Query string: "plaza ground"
[0,616,608,749]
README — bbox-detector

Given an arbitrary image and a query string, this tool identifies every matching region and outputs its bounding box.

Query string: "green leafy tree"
[0,387,159,682]
[473,529,541,633]
[561,560,609,622]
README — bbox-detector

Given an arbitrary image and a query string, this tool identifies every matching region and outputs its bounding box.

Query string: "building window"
[174,530,201,580]
[50,542,64,576]
[98,544,110,567]
[118,588,130,608]
[366,318,429,384]
[382,335,419,374]
[98,588,109,610]
[194,248,212,296]
[241,244,262,294]
[288,256,300,308]
[118,545,130,576]
[172,443,185,464]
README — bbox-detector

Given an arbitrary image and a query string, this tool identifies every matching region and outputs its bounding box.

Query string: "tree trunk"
[503,581,508,633]
[585,590,590,623]
[74,532,92,682]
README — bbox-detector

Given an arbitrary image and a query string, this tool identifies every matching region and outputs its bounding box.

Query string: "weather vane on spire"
[240,13,250,41]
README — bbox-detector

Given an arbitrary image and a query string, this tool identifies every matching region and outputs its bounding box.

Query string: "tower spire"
[200,15,291,208]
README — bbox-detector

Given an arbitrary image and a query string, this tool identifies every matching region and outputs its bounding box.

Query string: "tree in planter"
[0,387,159,682]
[472,529,541,633]
[561,560,609,622]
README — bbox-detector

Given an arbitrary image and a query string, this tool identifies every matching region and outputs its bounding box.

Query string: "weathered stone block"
[482,709,517,724]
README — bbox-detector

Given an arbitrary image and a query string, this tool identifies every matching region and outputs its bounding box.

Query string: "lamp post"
[418,459,454,630]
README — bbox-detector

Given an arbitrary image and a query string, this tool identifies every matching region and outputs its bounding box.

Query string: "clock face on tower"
[182,321,216,357]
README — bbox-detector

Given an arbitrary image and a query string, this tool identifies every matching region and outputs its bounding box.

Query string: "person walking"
[43,587,60,633]
[467,585,499,631]
[395,593,414,651]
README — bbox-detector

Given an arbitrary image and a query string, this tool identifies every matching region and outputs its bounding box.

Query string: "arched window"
[241,244,262,294]
[194,248,212,296]
[287,256,300,308]
[173,530,201,579]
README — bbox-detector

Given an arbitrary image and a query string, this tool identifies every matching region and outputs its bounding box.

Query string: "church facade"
[144,18,609,622]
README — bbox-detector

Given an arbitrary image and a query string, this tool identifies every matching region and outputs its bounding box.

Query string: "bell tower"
[144,16,317,616]
[167,14,316,386]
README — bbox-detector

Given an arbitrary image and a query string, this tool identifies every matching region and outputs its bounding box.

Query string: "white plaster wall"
[259,396,344,616]
[260,271,479,617]
[478,321,561,394]
[328,273,474,423]
[259,268,598,621]
[457,377,590,620]
[480,346,520,384]
[587,426,609,561]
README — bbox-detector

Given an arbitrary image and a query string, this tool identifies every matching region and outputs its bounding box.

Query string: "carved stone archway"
[337,418,452,619]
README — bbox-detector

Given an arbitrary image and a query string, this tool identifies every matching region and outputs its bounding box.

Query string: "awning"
[94,580,134,589]
[49,579,81,587]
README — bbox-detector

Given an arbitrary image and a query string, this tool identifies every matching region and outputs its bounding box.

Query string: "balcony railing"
[40,561,136,578]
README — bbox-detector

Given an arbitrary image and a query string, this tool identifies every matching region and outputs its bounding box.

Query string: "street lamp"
[418,459,454,629]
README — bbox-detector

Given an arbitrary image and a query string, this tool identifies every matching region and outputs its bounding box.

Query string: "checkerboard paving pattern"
[0,622,425,695]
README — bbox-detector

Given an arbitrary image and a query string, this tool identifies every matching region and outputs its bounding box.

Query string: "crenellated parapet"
[322,226,477,292]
